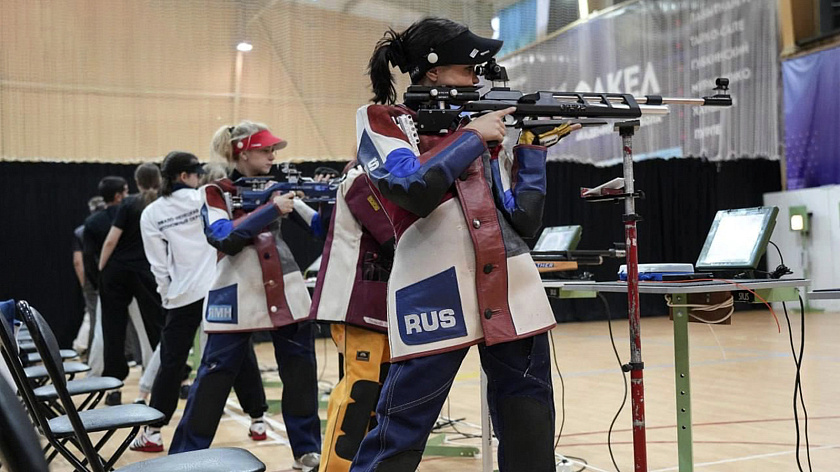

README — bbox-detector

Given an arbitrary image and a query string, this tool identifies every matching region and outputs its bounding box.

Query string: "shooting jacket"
[200,178,310,333]
[309,166,394,333]
[356,103,555,361]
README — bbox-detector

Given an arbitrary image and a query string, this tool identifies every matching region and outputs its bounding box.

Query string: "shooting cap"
[233,129,287,155]
[161,151,205,177]
[408,29,503,82]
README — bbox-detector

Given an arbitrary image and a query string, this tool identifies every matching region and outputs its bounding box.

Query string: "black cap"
[161,151,205,177]
[409,30,503,82]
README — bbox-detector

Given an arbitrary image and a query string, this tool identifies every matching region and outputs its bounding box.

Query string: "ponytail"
[134,162,161,210]
[368,29,404,104]
[210,125,235,163]
[367,18,469,105]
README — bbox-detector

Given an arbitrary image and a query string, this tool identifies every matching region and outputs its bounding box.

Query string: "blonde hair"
[210,120,271,163]
[199,162,229,185]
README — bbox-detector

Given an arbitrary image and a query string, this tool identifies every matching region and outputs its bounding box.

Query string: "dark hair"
[98,176,128,203]
[160,151,199,196]
[134,162,161,209]
[368,17,468,104]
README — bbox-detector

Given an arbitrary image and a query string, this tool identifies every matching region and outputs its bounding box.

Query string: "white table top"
[807,289,840,300]
[542,278,809,294]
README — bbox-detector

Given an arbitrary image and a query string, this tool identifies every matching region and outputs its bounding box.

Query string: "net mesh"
[0,0,591,163]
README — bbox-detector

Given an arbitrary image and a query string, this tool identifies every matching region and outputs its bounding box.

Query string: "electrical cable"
[436,395,482,439]
[782,297,813,472]
[600,293,626,472]
[768,240,784,265]
[646,278,781,331]
[768,241,811,470]
[550,332,567,449]
[664,294,734,324]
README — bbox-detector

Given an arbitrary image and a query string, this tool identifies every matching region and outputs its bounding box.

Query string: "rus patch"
[395,267,467,346]
[206,284,238,324]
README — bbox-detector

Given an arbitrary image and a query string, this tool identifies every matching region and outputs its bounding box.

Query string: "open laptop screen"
[695,207,778,271]
[533,226,582,252]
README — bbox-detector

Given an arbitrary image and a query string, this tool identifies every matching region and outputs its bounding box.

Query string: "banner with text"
[782,46,840,189]
[500,0,779,164]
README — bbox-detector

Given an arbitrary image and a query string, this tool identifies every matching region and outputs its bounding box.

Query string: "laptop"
[694,206,779,279]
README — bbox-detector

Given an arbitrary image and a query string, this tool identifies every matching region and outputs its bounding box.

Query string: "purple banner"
[783,46,840,189]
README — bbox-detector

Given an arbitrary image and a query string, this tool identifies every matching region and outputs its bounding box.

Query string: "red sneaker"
[249,420,267,441]
[129,428,164,453]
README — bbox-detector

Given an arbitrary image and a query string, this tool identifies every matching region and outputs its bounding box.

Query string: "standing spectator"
[98,164,165,405]
[71,196,107,354]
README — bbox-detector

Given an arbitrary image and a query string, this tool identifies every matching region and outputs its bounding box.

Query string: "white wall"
[763,185,840,311]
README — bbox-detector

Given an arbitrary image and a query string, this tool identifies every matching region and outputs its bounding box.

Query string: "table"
[808,289,840,300]
[542,278,809,472]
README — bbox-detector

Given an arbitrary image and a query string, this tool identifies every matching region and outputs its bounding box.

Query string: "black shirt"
[83,205,119,287]
[109,194,151,272]
[72,225,84,253]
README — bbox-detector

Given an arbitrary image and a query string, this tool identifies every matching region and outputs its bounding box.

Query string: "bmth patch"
[395,267,467,346]
[206,284,238,324]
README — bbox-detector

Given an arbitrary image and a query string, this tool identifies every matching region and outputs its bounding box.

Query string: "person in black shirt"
[72,197,107,354]
[83,178,128,288]
[98,164,165,405]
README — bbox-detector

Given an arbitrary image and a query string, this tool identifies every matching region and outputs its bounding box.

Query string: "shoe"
[104,390,121,406]
[129,428,164,453]
[293,452,320,472]
[133,398,147,405]
[179,383,191,400]
[248,419,267,441]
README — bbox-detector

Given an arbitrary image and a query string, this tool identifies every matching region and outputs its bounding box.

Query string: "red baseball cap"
[233,129,287,154]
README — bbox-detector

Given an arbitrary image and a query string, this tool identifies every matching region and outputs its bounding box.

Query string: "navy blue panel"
[206,284,238,324]
[395,267,467,346]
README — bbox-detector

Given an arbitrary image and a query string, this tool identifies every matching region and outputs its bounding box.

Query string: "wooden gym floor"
[50,309,840,471]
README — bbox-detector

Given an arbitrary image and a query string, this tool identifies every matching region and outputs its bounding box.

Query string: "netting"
[0,0,587,163]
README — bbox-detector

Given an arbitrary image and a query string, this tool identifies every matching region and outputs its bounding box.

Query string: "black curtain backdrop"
[0,158,780,346]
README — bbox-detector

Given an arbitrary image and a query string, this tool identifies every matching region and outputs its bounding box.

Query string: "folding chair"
[16,301,166,470]
[18,301,266,472]
[25,361,90,386]
[0,304,120,419]
[20,346,80,364]
[0,374,49,471]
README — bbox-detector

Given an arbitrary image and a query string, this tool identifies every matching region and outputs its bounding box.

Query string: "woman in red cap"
[170,121,321,472]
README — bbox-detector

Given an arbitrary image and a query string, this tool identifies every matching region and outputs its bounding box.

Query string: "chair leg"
[77,392,98,411]
[67,435,106,470]
[44,443,60,463]
[103,426,141,470]
[86,391,106,410]
[49,436,91,472]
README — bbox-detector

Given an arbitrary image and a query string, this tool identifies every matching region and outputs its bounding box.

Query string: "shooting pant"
[321,325,390,472]
[350,333,555,472]
[170,321,321,457]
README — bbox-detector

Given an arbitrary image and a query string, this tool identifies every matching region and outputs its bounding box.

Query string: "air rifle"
[230,169,338,211]
[405,59,731,135]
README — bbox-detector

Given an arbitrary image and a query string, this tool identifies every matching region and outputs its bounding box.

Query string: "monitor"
[695,206,779,271]
[533,226,582,252]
